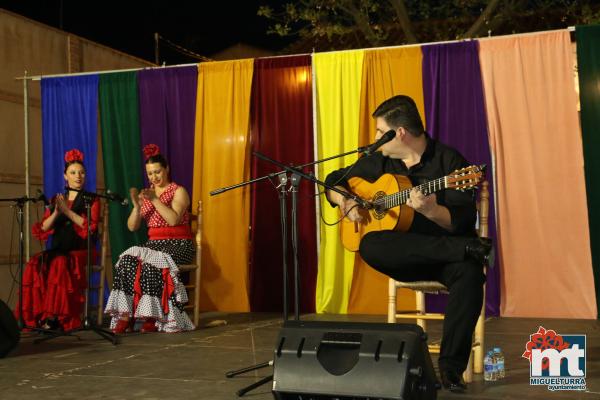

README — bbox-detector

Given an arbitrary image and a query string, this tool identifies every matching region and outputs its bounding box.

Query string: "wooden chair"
[178,200,202,328]
[387,181,489,383]
[90,199,111,326]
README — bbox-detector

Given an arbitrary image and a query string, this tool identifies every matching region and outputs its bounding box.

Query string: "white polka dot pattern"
[104,243,195,332]
[140,182,190,228]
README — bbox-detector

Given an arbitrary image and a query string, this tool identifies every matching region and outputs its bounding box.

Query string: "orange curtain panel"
[192,60,253,312]
[478,30,597,318]
[348,46,425,314]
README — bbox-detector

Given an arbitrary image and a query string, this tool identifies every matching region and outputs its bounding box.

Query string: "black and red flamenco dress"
[15,197,99,332]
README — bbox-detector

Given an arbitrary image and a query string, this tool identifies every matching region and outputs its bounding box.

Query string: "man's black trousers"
[359,230,485,374]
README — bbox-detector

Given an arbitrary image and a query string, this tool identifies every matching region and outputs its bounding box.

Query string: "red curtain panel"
[249,55,317,313]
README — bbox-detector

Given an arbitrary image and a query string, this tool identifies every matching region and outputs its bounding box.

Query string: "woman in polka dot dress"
[104,144,195,333]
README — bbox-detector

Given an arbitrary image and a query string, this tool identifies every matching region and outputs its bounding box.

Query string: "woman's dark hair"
[63,160,85,174]
[145,154,169,169]
[372,95,425,136]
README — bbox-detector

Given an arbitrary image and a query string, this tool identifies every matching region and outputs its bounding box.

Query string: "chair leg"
[415,290,426,331]
[193,268,201,328]
[388,279,397,323]
[473,280,486,374]
[97,267,105,326]
[473,309,485,373]
[463,351,474,383]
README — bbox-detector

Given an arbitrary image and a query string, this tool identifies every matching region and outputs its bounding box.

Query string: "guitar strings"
[371,177,446,210]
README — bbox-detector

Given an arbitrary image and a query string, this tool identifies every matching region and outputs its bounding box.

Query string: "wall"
[0,9,154,308]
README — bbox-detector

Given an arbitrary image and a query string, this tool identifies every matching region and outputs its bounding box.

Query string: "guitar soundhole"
[371,191,387,220]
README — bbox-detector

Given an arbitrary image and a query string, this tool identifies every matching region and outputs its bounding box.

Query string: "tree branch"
[337,1,382,46]
[388,0,417,43]
[462,0,503,38]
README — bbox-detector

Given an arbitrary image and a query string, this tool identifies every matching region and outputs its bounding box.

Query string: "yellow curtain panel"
[192,60,253,312]
[348,46,425,314]
[478,31,597,318]
[313,50,365,313]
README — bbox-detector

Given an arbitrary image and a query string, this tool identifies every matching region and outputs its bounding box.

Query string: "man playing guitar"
[325,95,493,393]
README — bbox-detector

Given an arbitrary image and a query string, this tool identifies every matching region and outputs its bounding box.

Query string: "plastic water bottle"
[494,347,505,379]
[484,350,496,381]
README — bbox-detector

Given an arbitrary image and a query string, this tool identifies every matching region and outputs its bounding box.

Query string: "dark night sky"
[0,0,294,64]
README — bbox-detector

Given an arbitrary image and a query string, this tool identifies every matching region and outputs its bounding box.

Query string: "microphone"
[36,189,49,206]
[359,129,396,156]
[106,190,129,206]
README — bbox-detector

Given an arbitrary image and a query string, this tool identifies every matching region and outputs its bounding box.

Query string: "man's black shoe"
[440,369,467,393]
[465,237,495,268]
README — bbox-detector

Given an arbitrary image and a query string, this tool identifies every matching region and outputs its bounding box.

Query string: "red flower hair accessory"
[143,144,160,160]
[64,149,84,163]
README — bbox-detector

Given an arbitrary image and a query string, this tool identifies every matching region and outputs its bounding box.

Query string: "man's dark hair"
[372,95,425,136]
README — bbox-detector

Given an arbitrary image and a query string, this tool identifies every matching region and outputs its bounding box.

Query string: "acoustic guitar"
[340,165,485,251]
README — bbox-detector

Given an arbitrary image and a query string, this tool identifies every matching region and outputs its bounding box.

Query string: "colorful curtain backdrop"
[347,47,424,314]
[138,66,198,195]
[313,50,365,313]
[41,75,99,197]
[99,72,148,264]
[577,24,600,317]
[249,55,317,312]
[479,30,596,318]
[192,60,253,312]
[421,40,500,317]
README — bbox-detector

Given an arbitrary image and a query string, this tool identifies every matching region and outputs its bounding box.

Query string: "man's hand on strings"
[328,187,364,222]
[406,188,438,218]
[339,197,363,222]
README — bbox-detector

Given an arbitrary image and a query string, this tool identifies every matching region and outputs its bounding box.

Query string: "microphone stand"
[216,147,371,397]
[32,188,121,345]
[60,188,120,344]
[0,195,52,337]
[290,173,300,322]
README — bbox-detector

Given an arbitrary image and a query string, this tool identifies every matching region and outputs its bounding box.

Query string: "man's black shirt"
[325,135,477,237]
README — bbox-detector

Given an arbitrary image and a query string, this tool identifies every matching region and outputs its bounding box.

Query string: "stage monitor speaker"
[0,300,19,358]
[272,320,438,400]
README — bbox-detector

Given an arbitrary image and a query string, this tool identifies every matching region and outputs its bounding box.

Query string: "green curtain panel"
[577,24,600,317]
[99,71,148,264]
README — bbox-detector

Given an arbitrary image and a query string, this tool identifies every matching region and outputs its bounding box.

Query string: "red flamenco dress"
[15,193,99,331]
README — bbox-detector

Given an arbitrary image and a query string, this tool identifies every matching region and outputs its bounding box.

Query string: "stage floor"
[1,313,598,399]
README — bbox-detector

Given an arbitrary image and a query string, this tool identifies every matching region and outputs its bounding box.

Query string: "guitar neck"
[380,176,447,210]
